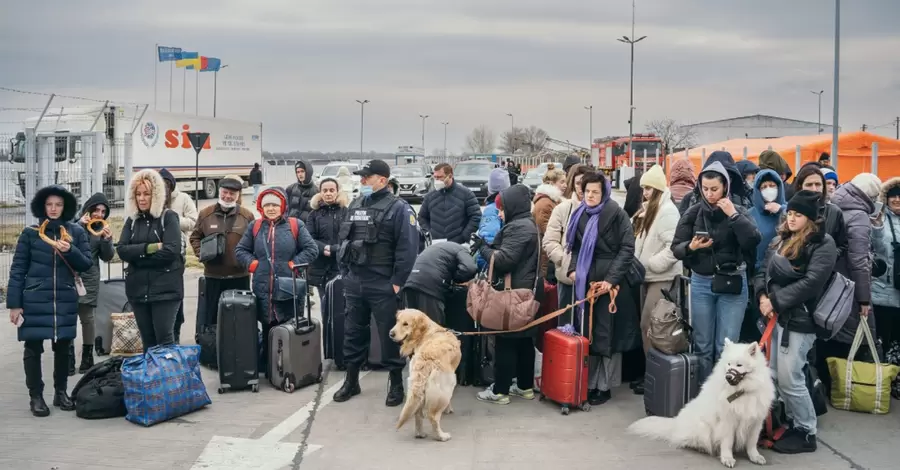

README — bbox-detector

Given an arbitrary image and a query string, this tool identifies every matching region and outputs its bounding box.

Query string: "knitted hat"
[261,193,281,207]
[488,168,511,194]
[787,190,821,221]
[821,168,838,184]
[850,173,883,201]
[639,165,667,192]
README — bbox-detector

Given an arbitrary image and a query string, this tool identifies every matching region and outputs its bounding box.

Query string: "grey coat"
[78,192,115,307]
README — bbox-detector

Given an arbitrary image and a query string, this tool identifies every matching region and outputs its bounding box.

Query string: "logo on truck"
[165,124,211,150]
[140,122,159,148]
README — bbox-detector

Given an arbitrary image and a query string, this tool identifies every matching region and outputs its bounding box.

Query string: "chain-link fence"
[0,131,28,296]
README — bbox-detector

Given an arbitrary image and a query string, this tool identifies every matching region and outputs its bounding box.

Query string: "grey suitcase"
[643,275,699,417]
[268,266,324,392]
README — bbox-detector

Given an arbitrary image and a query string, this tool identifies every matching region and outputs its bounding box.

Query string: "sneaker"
[509,384,535,400]
[476,386,510,405]
[772,428,817,454]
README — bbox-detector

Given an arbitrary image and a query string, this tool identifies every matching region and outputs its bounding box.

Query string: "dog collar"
[726,390,745,403]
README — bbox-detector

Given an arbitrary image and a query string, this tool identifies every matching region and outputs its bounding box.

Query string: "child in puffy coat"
[475,168,511,270]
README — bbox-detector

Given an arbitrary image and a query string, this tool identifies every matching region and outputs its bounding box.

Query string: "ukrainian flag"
[176,51,200,69]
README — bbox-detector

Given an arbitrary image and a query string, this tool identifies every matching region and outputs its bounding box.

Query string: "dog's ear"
[747,342,758,357]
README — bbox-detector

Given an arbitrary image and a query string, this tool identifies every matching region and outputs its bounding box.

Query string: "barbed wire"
[0,107,45,112]
[0,86,148,108]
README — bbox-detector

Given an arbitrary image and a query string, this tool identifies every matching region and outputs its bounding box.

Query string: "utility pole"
[618,0,647,166]
[356,99,369,160]
[506,113,514,154]
[213,64,229,118]
[584,105,593,159]
[419,114,429,158]
[441,121,449,161]
[861,124,868,132]
[811,90,824,134]
[895,116,899,140]
[831,0,841,168]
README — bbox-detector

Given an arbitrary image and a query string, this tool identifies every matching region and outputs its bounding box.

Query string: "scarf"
[565,197,608,322]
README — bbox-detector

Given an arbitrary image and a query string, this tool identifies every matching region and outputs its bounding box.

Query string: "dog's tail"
[626,416,679,443]
[396,365,431,430]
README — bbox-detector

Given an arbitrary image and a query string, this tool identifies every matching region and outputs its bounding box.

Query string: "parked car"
[315,161,360,186]
[392,164,434,201]
[452,160,495,202]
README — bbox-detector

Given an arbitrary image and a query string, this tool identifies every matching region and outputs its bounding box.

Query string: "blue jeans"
[690,272,748,381]
[252,184,261,203]
[771,325,817,434]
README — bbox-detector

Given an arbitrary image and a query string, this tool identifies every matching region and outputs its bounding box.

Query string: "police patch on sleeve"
[409,214,416,226]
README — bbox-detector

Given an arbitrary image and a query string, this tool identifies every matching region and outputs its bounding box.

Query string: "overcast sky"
[2,0,899,153]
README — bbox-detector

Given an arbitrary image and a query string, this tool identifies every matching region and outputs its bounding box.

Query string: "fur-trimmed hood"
[31,185,78,222]
[882,177,900,202]
[533,183,563,203]
[126,169,168,219]
[310,190,349,210]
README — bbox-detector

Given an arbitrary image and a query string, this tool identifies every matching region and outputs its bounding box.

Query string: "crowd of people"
[6,150,899,458]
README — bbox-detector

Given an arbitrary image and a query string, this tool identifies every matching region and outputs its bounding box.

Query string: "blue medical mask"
[359,185,374,197]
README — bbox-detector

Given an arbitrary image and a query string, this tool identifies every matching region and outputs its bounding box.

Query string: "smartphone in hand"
[695,231,711,241]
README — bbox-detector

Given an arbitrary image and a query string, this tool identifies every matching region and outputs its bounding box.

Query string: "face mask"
[433,180,445,191]
[359,185,373,197]
[218,198,236,209]
[760,187,778,203]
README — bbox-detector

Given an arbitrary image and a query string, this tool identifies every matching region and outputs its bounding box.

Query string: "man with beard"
[286,161,318,223]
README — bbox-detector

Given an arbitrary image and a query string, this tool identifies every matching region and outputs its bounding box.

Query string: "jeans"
[253,184,261,203]
[771,325,817,435]
[132,299,181,351]
[690,272,748,381]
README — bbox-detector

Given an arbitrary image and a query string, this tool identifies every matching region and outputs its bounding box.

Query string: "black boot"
[68,343,76,376]
[333,366,361,402]
[632,378,644,395]
[772,428,817,454]
[29,396,50,417]
[78,345,94,374]
[385,369,405,407]
[52,390,75,411]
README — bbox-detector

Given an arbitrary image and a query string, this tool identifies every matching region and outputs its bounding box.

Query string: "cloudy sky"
[2,0,899,153]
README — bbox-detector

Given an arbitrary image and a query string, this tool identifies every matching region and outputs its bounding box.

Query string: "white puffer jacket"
[633,190,682,283]
[542,195,580,286]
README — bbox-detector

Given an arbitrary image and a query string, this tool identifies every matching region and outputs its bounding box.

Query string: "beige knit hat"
[640,165,668,192]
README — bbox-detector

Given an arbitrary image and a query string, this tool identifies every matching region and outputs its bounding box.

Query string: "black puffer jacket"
[672,161,762,276]
[116,170,185,303]
[418,181,481,244]
[755,230,837,334]
[286,160,317,222]
[405,242,478,297]
[306,191,349,286]
[476,184,542,338]
[78,192,115,307]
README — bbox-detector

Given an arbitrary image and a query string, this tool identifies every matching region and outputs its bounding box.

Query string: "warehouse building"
[682,114,839,145]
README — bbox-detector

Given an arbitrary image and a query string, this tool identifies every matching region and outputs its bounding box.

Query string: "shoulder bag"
[812,271,855,340]
[198,213,238,263]
[706,219,743,295]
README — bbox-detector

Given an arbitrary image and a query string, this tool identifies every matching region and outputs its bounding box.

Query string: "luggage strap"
[757,316,786,447]
[448,282,618,343]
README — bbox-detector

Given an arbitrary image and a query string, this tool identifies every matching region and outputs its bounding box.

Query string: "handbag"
[826,320,900,415]
[646,279,691,355]
[198,233,225,262]
[704,219,744,295]
[812,271,855,340]
[55,249,87,296]
[466,230,541,331]
[111,312,143,356]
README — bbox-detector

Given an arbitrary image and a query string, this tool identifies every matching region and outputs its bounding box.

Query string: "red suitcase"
[538,287,592,415]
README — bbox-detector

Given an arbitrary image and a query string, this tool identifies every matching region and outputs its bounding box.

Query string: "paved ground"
[2,189,900,469]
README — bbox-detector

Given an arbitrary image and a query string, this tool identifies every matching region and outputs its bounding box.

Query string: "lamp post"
[617,0,646,166]
[506,113,514,154]
[810,90,824,134]
[441,121,449,161]
[213,64,229,118]
[418,114,429,159]
[584,105,593,160]
[356,99,369,160]
[831,0,841,167]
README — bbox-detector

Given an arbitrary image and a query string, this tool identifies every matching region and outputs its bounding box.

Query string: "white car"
[315,162,360,192]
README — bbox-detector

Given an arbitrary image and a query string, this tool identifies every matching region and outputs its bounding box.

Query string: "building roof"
[683,114,832,128]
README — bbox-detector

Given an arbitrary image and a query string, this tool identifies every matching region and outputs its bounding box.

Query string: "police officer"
[333,160,419,406]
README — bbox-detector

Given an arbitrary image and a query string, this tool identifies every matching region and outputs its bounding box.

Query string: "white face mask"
[433,180,446,191]
[760,187,779,203]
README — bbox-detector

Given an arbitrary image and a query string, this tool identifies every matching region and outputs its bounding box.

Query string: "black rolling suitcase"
[323,275,346,370]
[216,289,260,394]
[643,275,700,417]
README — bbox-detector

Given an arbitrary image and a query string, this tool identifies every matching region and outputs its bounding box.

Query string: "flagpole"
[154,43,158,110]
[183,68,186,113]
[169,61,173,112]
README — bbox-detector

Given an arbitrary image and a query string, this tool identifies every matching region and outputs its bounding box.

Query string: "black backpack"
[71,357,127,420]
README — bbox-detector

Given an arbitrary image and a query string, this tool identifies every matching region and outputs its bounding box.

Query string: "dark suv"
[453,160,495,202]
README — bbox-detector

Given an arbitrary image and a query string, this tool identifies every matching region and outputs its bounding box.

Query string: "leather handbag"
[466,231,541,331]
[704,219,743,295]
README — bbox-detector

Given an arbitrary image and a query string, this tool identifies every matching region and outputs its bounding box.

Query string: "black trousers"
[875,305,900,349]
[174,301,185,344]
[24,339,72,397]
[401,287,446,325]
[201,276,252,327]
[493,336,534,395]
[342,275,405,371]
[132,299,181,351]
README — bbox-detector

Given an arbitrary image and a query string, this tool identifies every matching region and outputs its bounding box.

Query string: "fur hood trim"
[533,183,563,203]
[126,169,168,218]
[310,191,349,210]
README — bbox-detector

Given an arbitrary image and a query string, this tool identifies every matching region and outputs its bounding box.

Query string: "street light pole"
[584,105,593,160]
[356,99,369,160]
[831,0,841,168]
[441,121,449,161]
[213,64,229,118]
[506,113,514,154]
[618,0,646,167]
[419,114,429,158]
[810,90,824,134]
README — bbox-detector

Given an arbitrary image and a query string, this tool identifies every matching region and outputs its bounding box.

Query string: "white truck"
[6,106,263,202]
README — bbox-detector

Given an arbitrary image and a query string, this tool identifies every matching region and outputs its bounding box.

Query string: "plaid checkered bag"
[111,313,143,356]
[121,345,211,427]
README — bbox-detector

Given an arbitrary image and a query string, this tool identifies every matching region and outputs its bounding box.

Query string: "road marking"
[190,371,369,470]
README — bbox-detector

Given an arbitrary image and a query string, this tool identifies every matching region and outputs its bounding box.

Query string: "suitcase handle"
[291,264,313,332]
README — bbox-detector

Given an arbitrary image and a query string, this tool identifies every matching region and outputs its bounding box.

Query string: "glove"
[470,233,485,251]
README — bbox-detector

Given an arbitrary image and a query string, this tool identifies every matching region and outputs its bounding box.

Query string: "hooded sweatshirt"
[758,150,795,200]
[748,170,786,271]
[285,160,318,222]
[678,151,752,214]
[668,157,696,205]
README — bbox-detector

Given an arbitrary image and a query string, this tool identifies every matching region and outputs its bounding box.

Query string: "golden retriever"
[389,309,461,442]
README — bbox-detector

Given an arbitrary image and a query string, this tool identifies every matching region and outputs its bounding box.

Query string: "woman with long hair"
[543,164,591,309]
[754,190,837,454]
[116,169,185,351]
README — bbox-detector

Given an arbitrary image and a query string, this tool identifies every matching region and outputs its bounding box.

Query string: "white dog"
[628,339,776,468]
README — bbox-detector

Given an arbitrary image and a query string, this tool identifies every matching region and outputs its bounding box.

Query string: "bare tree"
[645,118,697,154]
[499,127,522,154]
[521,126,548,153]
[464,125,497,154]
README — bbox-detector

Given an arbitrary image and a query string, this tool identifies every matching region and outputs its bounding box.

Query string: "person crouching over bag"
[402,241,478,325]
[235,187,318,377]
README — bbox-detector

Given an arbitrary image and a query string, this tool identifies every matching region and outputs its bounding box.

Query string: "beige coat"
[542,195,579,286]
[633,190,682,283]
[169,189,199,252]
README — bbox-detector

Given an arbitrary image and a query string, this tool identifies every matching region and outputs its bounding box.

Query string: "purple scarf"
[565,179,611,322]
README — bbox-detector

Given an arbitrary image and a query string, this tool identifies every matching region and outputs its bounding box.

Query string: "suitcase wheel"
[252,384,259,393]
[561,405,570,416]
[217,387,225,394]
[580,402,591,412]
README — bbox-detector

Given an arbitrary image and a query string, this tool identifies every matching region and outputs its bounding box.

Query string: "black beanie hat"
[787,190,821,221]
